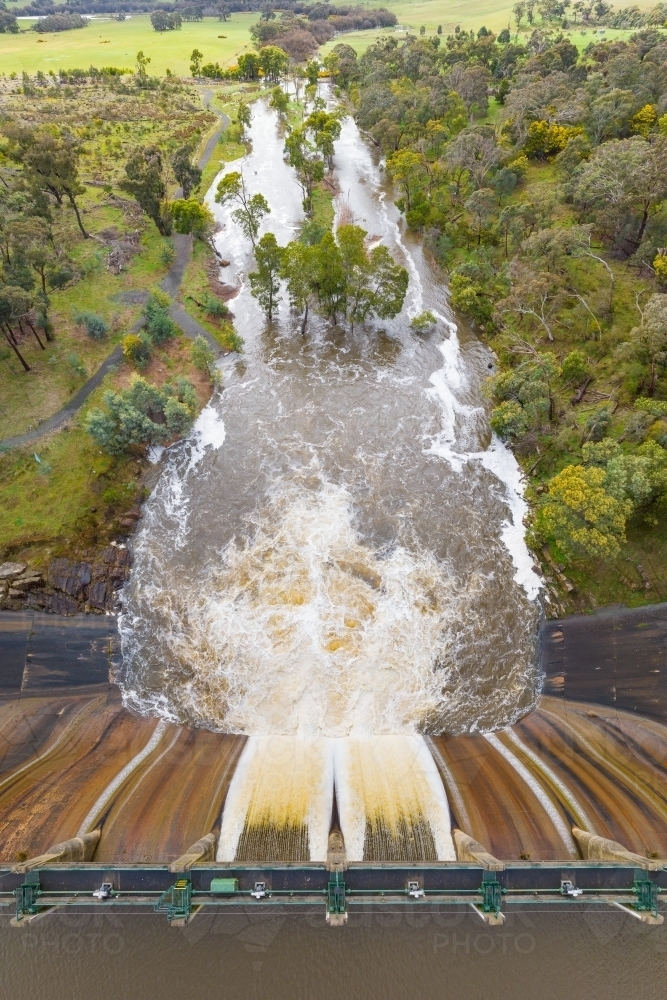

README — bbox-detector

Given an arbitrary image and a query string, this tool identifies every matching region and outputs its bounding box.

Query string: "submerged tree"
[270,224,409,332]
[284,128,324,215]
[215,172,269,247]
[280,239,320,334]
[335,225,409,333]
[249,233,283,320]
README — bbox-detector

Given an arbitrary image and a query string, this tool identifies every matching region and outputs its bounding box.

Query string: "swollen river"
[118,98,542,862]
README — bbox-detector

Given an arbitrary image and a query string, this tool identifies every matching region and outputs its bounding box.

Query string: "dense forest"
[329,26,667,602]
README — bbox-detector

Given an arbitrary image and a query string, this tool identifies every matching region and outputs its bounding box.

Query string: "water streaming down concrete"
[334,736,455,861]
[217,737,334,862]
[216,735,455,863]
[2,612,667,865]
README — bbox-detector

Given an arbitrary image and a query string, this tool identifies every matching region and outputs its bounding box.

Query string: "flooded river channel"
[117,97,543,862]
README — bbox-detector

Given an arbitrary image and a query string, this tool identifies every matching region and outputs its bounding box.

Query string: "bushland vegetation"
[335,27,667,610]
[0,63,239,570]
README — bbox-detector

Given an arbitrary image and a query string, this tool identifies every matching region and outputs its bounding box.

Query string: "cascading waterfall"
[118,96,542,863]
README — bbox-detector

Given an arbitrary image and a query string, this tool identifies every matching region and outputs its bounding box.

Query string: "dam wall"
[0,606,666,881]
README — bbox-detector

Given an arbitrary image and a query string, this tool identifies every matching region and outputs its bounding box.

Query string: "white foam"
[424,318,542,600]
[472,438,542,600]
[217,735,334,861]
[186,401,226,473]
[334,735,455,861]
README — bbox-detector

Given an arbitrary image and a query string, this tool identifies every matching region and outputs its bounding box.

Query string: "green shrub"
[143,290,178,343]
[410,310,437,334]
[122,332,152,367]
[75,310,108,339]
[85,375,197,455]
[560,350,588,385]
[147,310,178,343]
[191,334,222,386]
[202,292,229,318]
[67,352,86,377]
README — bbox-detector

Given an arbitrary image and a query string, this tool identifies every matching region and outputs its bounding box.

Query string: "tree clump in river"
[337,26,667,607]
[248,223,409,334]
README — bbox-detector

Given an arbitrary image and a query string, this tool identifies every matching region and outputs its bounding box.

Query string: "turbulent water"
[118,98,541,743]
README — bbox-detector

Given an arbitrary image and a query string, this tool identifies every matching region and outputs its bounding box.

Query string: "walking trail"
[1,100,230,451]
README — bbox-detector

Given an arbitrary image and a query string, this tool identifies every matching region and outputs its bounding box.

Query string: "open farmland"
[0,13,258,77]
[0,1,661,76]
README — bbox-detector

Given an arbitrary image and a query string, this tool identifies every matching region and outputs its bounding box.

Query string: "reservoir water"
[117,98,543,862]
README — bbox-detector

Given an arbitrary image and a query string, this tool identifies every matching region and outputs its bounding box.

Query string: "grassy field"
[2,1,659,78]
[0,80,224,566]
[0,13,257,76]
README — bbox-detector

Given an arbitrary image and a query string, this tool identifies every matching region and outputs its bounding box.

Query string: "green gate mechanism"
[480,871,504,917]
[155,879,192,924]
[633,871,660,919]
[14,872,41,923]
[327,870,347,924]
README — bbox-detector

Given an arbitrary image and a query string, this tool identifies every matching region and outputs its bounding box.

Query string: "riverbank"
[333,30,667,619]
[0,77,257,608]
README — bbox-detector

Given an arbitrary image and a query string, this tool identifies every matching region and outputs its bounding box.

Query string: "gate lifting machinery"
[3,864,664,927]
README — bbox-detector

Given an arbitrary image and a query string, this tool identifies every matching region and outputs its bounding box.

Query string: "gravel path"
[1,103,231,451]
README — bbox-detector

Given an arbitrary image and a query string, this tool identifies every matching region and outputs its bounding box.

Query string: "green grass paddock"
[0,13,257,76]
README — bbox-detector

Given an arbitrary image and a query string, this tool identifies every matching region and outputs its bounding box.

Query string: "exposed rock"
[26,590,80,615]
[87,580,109,610]
[2,532,134,616]
[48,559,92,597]
[12,574,42,589]
[0,562,26,580]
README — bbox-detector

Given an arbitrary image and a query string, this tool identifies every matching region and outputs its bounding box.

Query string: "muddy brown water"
[1,909,665,1000]
[118,98,542,740]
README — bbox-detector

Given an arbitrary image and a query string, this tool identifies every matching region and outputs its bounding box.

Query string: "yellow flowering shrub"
[523,121,584,159]
[631,104,657,137]
[537,464,632,560]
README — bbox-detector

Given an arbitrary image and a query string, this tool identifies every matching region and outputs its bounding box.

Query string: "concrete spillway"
[1,609,667,869]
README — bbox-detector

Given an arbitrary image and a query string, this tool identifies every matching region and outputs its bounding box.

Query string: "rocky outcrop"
[0,544,133,616]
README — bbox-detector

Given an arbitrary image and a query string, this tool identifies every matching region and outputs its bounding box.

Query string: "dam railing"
[2,862,664,927]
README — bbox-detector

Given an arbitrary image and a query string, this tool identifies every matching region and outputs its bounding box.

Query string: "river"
[117,97,542,863]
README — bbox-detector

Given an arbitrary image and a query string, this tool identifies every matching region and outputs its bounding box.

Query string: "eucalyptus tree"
[8,126,89,238]
[172,144,201,198]
[284,128,324,215]
[121,146,172,235]
[215,172,270,247]
[280,239,320,334]
[249,233,283,320]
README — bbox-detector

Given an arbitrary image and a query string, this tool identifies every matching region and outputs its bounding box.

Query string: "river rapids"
[117,97,543,861]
